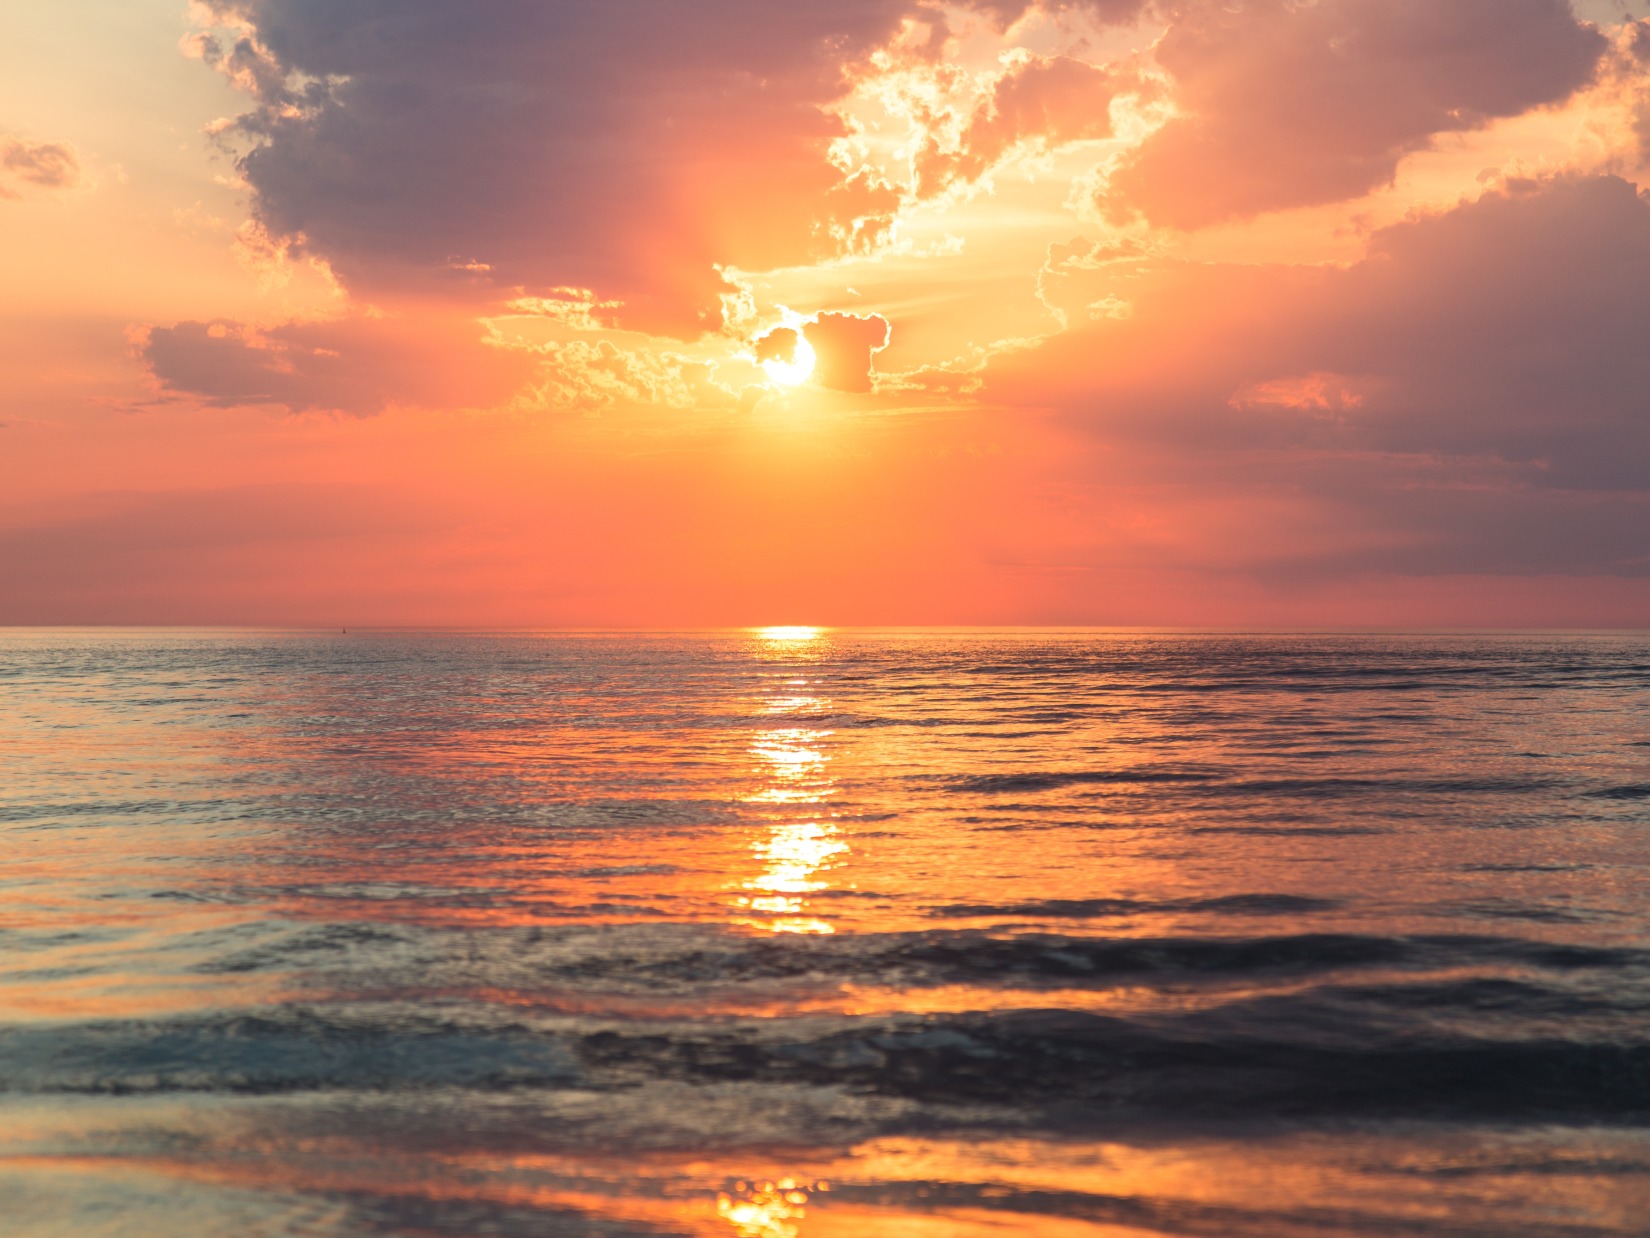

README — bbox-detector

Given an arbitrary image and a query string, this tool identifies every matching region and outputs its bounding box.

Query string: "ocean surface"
[3,628,1650,1236]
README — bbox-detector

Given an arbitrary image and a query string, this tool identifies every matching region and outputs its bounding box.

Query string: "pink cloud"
[1106,0,1606,228]
[1,136,80,198]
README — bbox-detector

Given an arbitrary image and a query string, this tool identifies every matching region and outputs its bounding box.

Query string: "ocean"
[2,628,1648,1236]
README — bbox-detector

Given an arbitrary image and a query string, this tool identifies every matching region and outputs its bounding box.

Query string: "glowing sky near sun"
[3,0,1650,626]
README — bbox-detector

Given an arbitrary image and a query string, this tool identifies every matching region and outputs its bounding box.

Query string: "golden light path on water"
[721,626,840,1231]
[735,626,847,936]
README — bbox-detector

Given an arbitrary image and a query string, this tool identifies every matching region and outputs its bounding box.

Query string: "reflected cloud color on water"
[3,628,1650,1235]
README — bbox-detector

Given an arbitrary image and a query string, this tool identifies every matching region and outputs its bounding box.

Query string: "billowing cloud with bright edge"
[3,0,1650,624]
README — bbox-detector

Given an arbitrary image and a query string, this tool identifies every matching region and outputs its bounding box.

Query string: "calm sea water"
[3,628,1650,1236]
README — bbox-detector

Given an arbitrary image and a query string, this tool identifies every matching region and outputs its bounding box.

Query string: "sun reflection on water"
[739,820,849,934]
[744,727,832,805]
[735,633,849,935]
[737,722,846,932]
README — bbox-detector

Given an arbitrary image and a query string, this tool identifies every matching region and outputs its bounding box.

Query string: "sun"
[762,334,816,387]
[755,626,824,642]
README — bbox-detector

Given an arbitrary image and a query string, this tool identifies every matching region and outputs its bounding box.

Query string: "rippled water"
[3,628,1650,1236]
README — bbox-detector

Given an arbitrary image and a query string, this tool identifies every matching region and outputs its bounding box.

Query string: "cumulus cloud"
[0,136,80,198]
[750,313,891,391]
[804,312,893,392]
[1104,0,1607,228]
[184,0,1172,335]
[917,54,1143,194]
[529,339,745,413]
[753,327,803,367]
[188,0,955,334]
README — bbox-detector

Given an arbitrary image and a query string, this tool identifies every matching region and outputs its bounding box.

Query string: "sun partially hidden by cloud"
[754,327,817,387]
[4,0,1650,624]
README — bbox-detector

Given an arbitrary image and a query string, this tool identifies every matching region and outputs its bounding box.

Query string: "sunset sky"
[4,0,1650,626]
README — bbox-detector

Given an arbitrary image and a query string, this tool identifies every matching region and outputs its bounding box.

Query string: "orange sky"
[4,0,1650,626]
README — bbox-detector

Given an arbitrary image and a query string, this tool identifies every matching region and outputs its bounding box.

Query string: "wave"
[193,924,1647,993]
[944,770,1564,798]
[1585,784,1650,801]
[945,769,1218,794]
[9,997,1650,1122]
[930,894,1341,918]
[0,1010,581,1095]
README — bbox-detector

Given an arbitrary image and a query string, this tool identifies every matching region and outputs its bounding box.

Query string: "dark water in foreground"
[3,628,1650,1236]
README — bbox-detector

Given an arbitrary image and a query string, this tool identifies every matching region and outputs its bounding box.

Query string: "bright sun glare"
[756,626,823,642]
[761,335,816,387]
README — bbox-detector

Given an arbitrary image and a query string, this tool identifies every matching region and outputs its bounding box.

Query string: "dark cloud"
[804,311,892,392]
[1315,175,1650,488]
[1624,19,1650,161]
[144,314,535,414]
[1107,0,1607,228]
[1632,18,1650,63]
[996,174,1650,576]
[195,0,939,334]
[962,0,1151,29]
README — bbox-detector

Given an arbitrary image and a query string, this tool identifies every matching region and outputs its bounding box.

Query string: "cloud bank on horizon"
[3,0,1650,624]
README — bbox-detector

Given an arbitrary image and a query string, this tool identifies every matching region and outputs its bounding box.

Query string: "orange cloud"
[918,53,1143,194]
[803,312,892,393]
[753,327,803,367]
